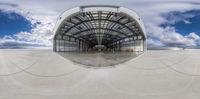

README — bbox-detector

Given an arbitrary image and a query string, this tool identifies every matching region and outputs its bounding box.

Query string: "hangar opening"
[53,5,146,67]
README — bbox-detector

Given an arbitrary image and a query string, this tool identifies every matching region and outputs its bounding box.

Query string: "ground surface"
[0,49,200,99]
[58,51,142,67]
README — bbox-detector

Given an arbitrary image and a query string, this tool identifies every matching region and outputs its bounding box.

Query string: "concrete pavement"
[0,49,200,99]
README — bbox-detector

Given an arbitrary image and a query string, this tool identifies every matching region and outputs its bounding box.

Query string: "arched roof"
[53,5,146,47]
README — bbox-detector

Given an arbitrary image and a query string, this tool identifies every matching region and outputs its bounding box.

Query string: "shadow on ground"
[57,51,143,68]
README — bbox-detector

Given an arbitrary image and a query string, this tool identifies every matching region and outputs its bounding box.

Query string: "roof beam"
[61,18,140,36]
[72,28,128,36]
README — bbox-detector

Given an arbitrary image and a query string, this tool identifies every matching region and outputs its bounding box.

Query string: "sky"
[0,0,200,49]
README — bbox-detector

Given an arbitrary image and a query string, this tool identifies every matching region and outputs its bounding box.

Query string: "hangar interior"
[53,6,146,53]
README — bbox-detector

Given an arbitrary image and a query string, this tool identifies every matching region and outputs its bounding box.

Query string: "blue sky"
[161,10,200,36]
[0,11,32,37]
[0,0,200,49]
[175,11,200,36]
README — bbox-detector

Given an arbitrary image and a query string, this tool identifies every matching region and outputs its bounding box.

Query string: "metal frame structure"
[53,5,146,52]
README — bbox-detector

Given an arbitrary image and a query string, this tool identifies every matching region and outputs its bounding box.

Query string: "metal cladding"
[53,5,146,52]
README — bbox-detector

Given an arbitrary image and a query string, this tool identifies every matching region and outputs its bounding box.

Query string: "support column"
[78,40,80,52]
[119,40,121,51]
[53,39,56,52]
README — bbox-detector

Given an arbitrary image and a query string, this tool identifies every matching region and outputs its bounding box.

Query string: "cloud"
[0,35,46,49]
[0,3,58,48]
[183,20,192,24]
[186,32,200,40]
[161,29,197,47]
[132,2,200,48]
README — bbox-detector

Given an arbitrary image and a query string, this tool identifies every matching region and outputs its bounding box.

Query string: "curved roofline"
[80,5,119,8]
[53,5,146,41]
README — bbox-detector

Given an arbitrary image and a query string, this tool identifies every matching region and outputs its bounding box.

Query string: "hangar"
[53,5,146,52]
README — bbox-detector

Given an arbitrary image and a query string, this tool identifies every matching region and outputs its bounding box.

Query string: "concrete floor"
[0,49,200,99]
[58,51,143,67]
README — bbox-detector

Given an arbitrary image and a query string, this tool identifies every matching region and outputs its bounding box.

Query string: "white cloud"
[0,3,58,48]
[183,20,192,24]
[161,30,197,47]
[131,2,200,48]
[186,32,200,40]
